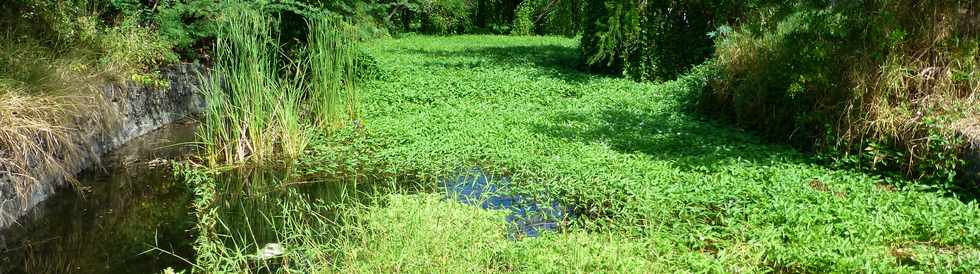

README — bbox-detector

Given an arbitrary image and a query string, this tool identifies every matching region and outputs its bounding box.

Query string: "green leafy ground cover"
[209,35,980,272]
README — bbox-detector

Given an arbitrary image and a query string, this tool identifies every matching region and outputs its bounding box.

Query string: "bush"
[153,0,222,59]
[708,1,979,187]
[11,0,110,45]
[378,0,475,35]
[98,17,179,75]
[510,0,535,35]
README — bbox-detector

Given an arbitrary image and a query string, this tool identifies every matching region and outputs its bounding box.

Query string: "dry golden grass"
[842,3,979,176]
[0,35,116,217]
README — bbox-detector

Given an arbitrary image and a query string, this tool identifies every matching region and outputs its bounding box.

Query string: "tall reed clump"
[198,4,360,167]
[199,5,284,165]
[308,16,360,131]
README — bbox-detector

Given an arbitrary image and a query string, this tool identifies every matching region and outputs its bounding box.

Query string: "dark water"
[0,122,198,274]
[200,168,366,250]
[442,168,575,238]
[0,121,376,274]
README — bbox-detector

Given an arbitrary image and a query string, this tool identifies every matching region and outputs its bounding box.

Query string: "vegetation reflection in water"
[442,167,575,238]
[180,163,410,273]
[0,122,197,274]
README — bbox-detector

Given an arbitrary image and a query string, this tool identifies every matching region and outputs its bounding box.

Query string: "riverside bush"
[6,0,177,74]
[708,0,979,187]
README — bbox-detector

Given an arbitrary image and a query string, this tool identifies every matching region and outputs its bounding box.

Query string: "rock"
[256,243,285,260]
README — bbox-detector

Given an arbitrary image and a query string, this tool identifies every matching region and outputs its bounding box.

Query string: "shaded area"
[531,107,802,172]
[0,121,198,274]
[405,44,600,83]
[0,124,378,274]
[203,167,379,250]
[442,168,574,238]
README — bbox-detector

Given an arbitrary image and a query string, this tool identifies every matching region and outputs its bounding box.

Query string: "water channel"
[0,123,575,274]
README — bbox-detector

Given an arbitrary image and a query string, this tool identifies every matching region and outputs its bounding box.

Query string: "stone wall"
[0,64,205,229]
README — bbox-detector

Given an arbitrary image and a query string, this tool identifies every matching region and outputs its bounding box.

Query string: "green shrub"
[11,0,111,45]
[9,0,180,72]
[98,17,179,75]
[421,0,473,34]
[154,0,222,58]
[510,0,535,35]
[708,1,979,187]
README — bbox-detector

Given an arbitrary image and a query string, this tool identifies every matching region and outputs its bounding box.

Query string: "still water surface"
[0,122,198,273]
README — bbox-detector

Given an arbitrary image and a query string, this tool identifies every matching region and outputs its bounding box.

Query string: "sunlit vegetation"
[197,2,362,166]
[2,1,978,273]
[0,0,174,206]
[181,35,980,273]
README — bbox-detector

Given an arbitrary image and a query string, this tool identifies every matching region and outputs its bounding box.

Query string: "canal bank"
[0,64,205,230]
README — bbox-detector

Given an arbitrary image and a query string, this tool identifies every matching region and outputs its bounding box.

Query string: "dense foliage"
[581,0,979,188]
[366,0,583,36]
[710,0,979,187]
[3,0,177,76]
[580,0,749,80]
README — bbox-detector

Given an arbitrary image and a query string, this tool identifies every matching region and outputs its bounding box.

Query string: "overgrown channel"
[1,1,978,273]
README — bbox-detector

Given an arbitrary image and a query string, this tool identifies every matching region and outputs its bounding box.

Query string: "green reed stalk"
[199,5,282,166]
[276,62,310,163]
[308,16,360,130]
[199,5,359,167]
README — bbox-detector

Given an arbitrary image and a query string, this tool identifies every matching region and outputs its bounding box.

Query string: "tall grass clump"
[0,92,103,208]
[0,26,116,226]
[199,5,284,165]
[308,16,360,130]
[198,3,361,167]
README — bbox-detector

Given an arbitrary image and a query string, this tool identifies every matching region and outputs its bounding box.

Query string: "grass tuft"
[197,4,360,167]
